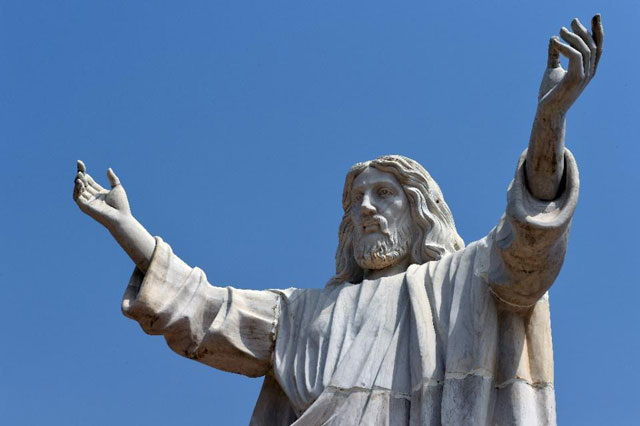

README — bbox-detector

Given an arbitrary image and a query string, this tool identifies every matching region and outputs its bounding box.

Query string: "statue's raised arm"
[526,14,604,200]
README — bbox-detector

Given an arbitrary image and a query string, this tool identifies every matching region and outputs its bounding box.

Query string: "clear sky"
[1,1,638,425]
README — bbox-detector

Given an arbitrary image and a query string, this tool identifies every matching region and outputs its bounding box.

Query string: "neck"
[363,256,411,281]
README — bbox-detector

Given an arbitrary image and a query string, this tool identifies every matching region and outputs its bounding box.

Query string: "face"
[350,166,413,270]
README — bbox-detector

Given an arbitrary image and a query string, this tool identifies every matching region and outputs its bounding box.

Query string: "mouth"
[362,221,381,234]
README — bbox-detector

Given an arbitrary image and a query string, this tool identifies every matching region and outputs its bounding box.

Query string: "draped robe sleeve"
[438,148,579,425]
[487,148,579,310]
[121,238,280,378]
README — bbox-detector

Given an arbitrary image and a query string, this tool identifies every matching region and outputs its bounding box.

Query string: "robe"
[121,150,578,425]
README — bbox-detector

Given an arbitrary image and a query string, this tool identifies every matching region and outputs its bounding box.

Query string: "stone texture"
[73,14,603,426]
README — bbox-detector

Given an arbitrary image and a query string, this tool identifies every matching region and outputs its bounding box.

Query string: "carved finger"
[77,160,86,174]
[85,174,105,192]
[547,37,561,68]
[79,192,91,202]
[591,14,604,72]
[107,168,121,188]
[551,37,584,81]
[85,184,98,196]
[73,179,85,201]
[76,171,87,185]
[74,190,85,204]
[571,18,597,78]
[560,27,590,78]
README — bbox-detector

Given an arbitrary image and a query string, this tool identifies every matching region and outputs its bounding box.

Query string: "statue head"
[328,155,464,286]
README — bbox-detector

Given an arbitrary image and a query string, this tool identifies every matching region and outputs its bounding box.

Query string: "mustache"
[361,215,390,236]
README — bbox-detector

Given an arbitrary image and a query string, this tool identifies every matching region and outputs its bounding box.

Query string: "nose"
[360,193,376,215]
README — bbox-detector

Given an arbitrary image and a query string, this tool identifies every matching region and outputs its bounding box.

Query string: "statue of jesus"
[73,15,603,426]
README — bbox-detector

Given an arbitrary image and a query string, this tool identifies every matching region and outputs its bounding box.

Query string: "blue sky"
[1,1,638,424]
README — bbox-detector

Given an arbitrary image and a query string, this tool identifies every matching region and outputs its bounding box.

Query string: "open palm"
[73,160,131,229]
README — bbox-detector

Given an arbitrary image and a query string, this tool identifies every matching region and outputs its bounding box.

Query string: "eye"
[378,188,393,197]
[353,193,363,203]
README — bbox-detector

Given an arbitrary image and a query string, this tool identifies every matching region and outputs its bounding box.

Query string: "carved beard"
[353,214,413,271]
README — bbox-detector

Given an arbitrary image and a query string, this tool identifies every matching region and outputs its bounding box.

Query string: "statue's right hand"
[73,160,132,229]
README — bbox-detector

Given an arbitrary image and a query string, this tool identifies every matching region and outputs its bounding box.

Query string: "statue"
[73,15,604,425]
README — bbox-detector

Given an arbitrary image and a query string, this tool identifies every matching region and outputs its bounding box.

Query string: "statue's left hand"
[538,14,604,114]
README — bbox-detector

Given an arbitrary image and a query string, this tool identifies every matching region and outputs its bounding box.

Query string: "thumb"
[107,168,121,188]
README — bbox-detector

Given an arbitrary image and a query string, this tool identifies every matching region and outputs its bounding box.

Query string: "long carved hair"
[327,155,465,286]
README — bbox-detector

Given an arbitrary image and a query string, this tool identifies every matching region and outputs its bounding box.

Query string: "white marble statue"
[73,15,603,425]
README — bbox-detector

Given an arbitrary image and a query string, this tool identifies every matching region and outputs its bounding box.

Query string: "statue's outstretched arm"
[73,160,155,273]
[525,14,603,200]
